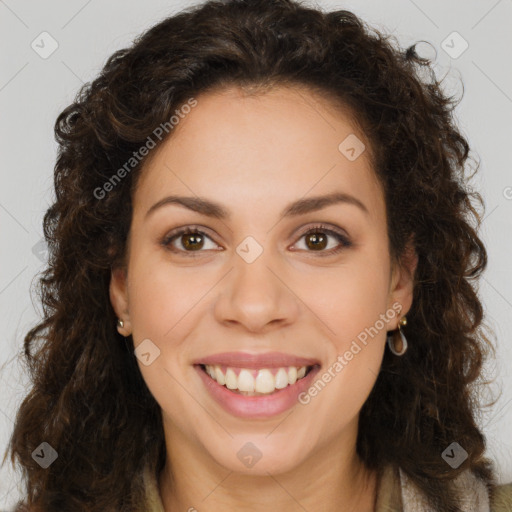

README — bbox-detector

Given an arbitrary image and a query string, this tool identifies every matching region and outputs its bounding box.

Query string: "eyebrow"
[145,191,369,221]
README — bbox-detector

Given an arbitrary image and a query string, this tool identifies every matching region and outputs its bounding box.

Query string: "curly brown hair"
[2,0,499,510]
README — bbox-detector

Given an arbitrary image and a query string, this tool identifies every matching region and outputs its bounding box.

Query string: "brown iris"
[305,231,328,251]
[181,232,205,251]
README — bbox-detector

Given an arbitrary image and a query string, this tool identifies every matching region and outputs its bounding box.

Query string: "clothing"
[141,463,512,511]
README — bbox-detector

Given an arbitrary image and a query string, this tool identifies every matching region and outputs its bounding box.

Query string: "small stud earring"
[387,316,408,356]
[117,319,124,329]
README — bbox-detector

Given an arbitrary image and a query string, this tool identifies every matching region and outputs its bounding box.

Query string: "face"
[110,85,416,476]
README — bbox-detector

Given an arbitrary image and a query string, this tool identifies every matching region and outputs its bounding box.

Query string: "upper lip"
[193,351,321,369]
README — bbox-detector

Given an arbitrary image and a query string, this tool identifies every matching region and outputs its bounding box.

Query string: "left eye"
[161,224,352,256]
[292,225,352,255]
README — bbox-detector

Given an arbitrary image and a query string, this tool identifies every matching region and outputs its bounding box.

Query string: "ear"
[109,265,132,336]
[387,239,418,328]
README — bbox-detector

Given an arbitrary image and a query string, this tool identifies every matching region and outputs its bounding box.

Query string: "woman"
[3,0,512,510]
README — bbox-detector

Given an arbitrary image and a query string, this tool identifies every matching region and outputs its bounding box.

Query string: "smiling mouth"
[198,363,318,396]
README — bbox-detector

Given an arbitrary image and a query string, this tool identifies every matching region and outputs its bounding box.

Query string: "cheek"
[125,248,219,398]
[306,250,391,340]
[126,248,210,340]
[301,245,391,405]
[298,265,391,430]
[300,340,384,445]
[126,254,197,425]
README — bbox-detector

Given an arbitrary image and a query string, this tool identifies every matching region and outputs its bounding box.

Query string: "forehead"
[133,85,384,222]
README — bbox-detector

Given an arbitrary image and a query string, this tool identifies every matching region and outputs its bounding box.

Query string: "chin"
[204,434,315,476]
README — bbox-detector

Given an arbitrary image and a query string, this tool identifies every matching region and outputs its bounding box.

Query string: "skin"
[110,85,417,512]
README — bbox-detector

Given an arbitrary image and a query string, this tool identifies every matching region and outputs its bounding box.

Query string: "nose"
[213,247,300,333]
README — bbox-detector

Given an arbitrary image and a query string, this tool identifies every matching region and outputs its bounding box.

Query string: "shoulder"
[398,466,511,512]
[490,482,512,511]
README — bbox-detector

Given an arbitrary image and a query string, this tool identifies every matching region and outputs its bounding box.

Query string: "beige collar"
[399,467,490,512]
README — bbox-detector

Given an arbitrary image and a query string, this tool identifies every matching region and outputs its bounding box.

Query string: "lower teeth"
[231,388,278,396]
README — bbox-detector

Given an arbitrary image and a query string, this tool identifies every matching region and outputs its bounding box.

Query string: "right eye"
[160,227,221,255]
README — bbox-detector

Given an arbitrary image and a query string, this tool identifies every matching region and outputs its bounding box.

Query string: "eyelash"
[160,223,352,257]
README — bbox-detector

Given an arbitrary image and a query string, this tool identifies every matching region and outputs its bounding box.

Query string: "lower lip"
[194,364,321,419]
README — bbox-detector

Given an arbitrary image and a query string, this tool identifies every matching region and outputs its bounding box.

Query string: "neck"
[158,422,378,512]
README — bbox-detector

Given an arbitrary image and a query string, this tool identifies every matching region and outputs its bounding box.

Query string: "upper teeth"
[204,365,308,394]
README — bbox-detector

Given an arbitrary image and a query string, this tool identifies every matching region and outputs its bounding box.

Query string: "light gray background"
[1,0,511,508]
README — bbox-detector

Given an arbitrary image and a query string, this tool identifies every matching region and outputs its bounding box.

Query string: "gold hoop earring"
[387,316,408,356]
